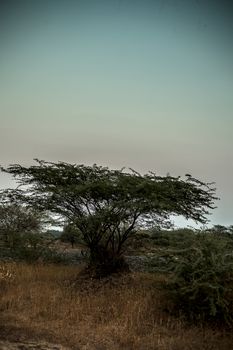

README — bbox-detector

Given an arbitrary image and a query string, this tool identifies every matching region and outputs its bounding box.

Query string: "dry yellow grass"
[0,262,233,350]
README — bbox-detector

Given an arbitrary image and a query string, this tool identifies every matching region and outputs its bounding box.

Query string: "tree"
[0,160,217,276]
[0,203,43,248]
[60,222,83,248]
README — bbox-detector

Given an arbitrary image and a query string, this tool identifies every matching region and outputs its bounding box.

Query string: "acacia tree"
[0,160,217,276]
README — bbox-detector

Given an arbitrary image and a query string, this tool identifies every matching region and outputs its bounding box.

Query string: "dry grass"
[0,262,233,350]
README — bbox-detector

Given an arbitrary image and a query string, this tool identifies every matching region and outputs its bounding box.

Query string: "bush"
[1,231,57,263]
[150,228,196,248]
[13,232,51,262]
[0,204,45,244]
[60,223,83,247]
[166,233,233,326]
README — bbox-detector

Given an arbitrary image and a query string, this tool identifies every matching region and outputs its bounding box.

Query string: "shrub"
[150,228,197,248]
[60,223,84,247]
[166,233,233,326]
[0,204,45,245]
[0,231,56,263]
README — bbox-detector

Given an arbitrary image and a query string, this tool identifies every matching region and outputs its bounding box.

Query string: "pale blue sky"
[0,0,233,227]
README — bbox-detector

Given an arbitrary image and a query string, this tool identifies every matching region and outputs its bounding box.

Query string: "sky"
[0,0,233,228]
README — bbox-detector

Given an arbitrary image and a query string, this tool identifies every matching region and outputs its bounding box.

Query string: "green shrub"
[0,231,55,263]
[166,233,233,326]
[150,228,197,248]
[60,223,84,247]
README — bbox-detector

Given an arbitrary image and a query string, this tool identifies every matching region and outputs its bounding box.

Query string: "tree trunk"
[88,244,129,277]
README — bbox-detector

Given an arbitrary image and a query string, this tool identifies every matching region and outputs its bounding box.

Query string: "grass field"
[1,262,233,350]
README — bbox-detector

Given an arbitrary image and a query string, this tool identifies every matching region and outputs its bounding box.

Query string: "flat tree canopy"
[0,160,217,275]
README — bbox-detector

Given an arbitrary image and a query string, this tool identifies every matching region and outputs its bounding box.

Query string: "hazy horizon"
[1,0,233,228]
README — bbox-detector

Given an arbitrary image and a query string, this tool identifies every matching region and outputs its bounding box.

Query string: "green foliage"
[150,227,197,248]
[0,230,72,264]
[0,160,217,276]
[11,232,50,262]
[60,223,83,247]
[0,204,44,246]
[166,233,233,326]
[0,203,50,262]
[0,204,58,262]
